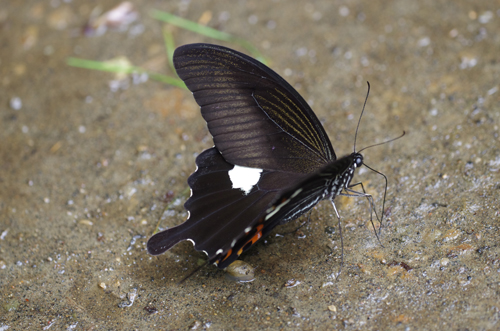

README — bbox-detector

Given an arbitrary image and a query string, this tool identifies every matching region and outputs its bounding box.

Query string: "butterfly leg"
[341,183,384,248]
[344,182,380,224]
[349,163,389,235]
[330,201,344,279]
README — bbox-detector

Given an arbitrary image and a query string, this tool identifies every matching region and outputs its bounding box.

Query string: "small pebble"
[225,260,255,282]
[442,228,461,242]
[144,306,158,314]
[189,320,202,329]
[118,288,137,308]
[10,97,22,110]
[284,279,302,288]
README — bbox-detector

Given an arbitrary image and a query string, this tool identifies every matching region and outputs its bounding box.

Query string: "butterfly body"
[147,44,369,269]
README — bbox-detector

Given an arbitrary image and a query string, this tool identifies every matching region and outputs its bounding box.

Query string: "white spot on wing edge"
[228,165,263,195]
[187,238,209,257]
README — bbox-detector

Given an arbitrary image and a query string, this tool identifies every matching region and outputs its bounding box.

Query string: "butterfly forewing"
[174,43,336,173]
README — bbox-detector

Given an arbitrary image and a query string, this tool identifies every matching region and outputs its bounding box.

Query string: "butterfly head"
[339,152,364,192]
[353,152,363,169]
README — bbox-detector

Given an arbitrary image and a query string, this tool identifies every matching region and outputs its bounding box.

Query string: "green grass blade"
[66,57,187,89]
[150,9,267,65]
[163,26,176,72]
[151,9,233,41]
[67,57,135,73]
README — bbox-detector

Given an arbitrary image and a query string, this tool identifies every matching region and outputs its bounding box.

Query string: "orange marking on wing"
[238,224,264,255]
[220,248,233,263]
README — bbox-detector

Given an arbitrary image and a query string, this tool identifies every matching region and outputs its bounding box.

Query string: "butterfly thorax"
[268,152,365,227]
[324,152,363,198]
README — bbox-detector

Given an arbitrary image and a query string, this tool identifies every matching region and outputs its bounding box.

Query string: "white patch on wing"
[228,165,263,195]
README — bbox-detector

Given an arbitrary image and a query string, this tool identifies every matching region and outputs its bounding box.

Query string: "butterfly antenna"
[353,81,371,153]
[357,131,406,154]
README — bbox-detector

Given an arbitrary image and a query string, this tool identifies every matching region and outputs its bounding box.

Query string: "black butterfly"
[147,43,385,269]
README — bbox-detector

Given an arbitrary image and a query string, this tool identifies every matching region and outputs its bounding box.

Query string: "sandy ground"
[1,0,499,329]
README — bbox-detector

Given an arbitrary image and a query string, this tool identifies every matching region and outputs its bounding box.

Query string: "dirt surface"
[1,0,499,330]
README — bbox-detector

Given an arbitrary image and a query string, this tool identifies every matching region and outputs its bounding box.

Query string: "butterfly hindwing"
[215,153,359,268]
[147,148,309,265]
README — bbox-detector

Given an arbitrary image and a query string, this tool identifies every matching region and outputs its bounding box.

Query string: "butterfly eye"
[354,156,363,167]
